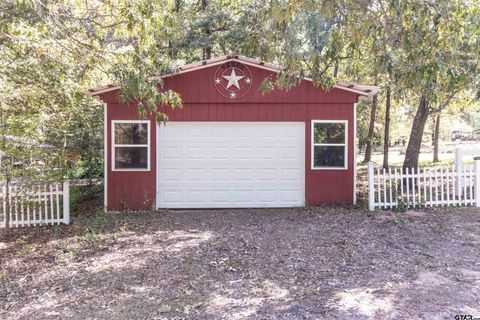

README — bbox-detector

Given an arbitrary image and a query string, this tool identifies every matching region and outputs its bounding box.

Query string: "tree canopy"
[1,0,479,179]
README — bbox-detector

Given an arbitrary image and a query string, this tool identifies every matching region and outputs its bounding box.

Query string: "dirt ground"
[1,206,480,319]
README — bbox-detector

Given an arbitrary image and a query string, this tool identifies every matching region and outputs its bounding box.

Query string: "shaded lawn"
[1,206,479,319]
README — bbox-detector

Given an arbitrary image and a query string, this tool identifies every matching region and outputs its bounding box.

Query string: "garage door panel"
[157,122,305,208]
[162,168,183,181]
[160,167,303,183]
[258,168,277,180]
[258,147,277,159]
[211,147,230,159]
[186,168,206,181]
[258,190,278,202]
[162,190,182,203]
[281,190,303,201]
[187,125,207,137]
[211,125,230,137]
[234,125,255,137]
[160,125,183,138]
[211,190,230,203]
[280,147,303,159]
[186,190,207,202]
[163,146,183,160]
[282,168,302,180]
[211,168,230,180]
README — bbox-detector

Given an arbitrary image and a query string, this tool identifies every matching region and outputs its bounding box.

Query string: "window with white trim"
[112,121,150,170]
[312,120,347,169]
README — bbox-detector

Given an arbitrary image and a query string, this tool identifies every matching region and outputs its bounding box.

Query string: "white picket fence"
[0,182,70,228]
[368,161,480,211]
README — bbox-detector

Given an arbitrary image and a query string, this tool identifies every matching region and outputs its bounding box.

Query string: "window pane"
[115,147,148,169]
[313,123,345,144]
[115,123,148,145]
[314,146,345,167]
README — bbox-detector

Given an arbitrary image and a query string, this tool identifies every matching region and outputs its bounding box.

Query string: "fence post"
[475,157,480,208]
[368,162,375,211]
[2,184,7,228]
[63,181,70,224]
[455,148,463,197]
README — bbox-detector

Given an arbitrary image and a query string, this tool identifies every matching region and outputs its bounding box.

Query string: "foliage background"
[0,0,479,181]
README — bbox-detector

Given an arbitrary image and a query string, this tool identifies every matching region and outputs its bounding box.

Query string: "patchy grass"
[0,271,6,283]
[1,206,480,319]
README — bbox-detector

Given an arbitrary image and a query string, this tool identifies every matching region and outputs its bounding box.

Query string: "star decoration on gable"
[222,69,244,89]
[214,62,253,99]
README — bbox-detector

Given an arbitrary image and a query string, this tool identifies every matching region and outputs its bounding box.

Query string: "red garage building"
[90,55,378,211]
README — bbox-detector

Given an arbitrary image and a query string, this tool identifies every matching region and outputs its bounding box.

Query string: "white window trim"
[112,120,151,172]
[311,120,348,170]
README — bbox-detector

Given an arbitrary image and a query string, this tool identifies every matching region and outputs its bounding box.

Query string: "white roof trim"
[89,55,379,97]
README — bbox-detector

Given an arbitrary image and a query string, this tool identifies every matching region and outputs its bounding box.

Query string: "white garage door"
[156,122,305,208]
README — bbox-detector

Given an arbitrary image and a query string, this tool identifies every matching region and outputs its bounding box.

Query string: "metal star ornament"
[222,69,244,89]
[214,62,253,99]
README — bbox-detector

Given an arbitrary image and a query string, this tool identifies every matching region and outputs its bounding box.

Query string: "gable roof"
[88,55,379,100]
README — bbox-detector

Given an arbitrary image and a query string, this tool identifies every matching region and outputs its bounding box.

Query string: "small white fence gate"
[0,182,70,228]
[368,160,480,211]
[455,147,480,196]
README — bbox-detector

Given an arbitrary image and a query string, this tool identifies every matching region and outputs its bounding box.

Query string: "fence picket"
[9,185,13,227]
[422,167,427,206]
[2,185,6,227]
[368,162,479,211]
[56,184,60,224]
[20,190,25,227]
[400,167,404,204]
[452,166,457,206]
[0,182,69,228]
[26,188,31,225]
[446,166,451,205]
[416,167,421,206]
[411,167,417,208]
[43,185,47,223]
[469,165,474,205]
[466,165,470,204]
[376,167,381,208]
[463,165,468,206]
[49,185,54,225]
[382,168,387,209]
[388,168,393,209]
[37,185,42,225]
[429,168,433,206]
[12,187,16,227]
[438,167,444,205]
[393,168,398,206]
[406,167,410,208]
[450,166,458,206]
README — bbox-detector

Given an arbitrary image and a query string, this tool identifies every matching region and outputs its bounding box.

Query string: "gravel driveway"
[1,206,480,319]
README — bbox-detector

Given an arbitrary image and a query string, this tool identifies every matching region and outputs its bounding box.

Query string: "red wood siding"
[102,63,358,210]
[106,104,157,211]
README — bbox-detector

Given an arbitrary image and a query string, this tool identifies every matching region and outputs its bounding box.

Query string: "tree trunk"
[433,113,440,162]
[201,0,211,60]
[203,46,212,60]
[333,59,339,77]
[383,85,391,169]
[403,95,430,169]
[363,94,378,163]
